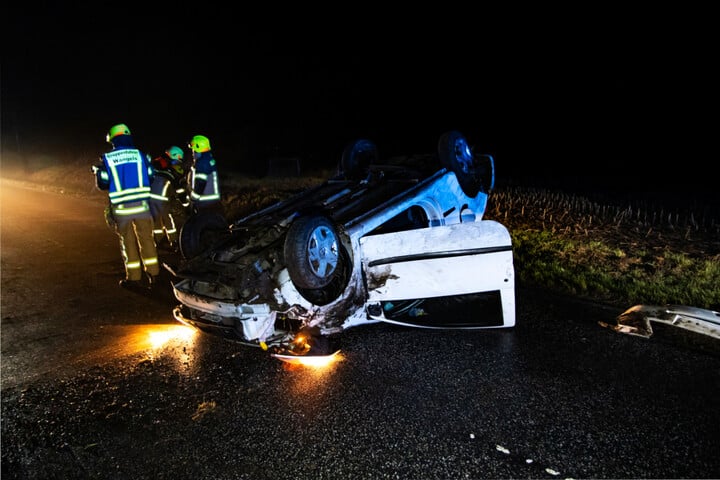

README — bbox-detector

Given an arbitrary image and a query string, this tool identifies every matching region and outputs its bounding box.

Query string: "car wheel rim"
[307,225,339,278]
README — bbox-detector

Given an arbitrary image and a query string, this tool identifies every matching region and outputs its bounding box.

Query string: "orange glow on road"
[146,325,197,349]
[273,350,343,369]
[118,324,198,356]
[125,325,199,367]
[74,323,201,375]
[278,350,344,397]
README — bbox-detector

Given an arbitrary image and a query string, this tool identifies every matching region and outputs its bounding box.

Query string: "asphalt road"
[2,179,720,479]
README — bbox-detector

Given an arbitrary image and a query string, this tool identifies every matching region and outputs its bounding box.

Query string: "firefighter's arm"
[91,161,110,190]
[175,178,190,207]
[145,153,154,181]
[190,168,208,202]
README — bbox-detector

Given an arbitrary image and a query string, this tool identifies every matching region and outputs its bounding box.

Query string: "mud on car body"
[169,131,516,356]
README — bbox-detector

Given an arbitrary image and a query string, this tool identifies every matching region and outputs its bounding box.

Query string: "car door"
[359,220,516,327]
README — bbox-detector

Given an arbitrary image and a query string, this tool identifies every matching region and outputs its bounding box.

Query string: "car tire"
[179,212,228,260]
[294,242,352,306]
[284,215,345,291]
[339,139,377,180]
[438,130,485,197]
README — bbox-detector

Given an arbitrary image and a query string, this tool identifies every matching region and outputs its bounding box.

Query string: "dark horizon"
[2,5,716,200]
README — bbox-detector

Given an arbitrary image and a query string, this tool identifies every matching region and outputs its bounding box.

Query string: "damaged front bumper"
[171,278,309,349]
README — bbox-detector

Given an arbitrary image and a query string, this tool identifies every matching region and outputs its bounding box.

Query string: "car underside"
[168,131,516,356]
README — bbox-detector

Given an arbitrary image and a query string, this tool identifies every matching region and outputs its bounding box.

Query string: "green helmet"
[166,146,184,162]
[189,135,211,153]
[106,123,131,143]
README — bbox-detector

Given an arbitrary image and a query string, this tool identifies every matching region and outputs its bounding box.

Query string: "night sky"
[1,4,715,198]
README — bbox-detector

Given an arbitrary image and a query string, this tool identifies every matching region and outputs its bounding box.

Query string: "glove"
[93,165,110,191]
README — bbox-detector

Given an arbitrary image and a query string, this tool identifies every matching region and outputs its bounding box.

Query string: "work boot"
[119,278,146,293]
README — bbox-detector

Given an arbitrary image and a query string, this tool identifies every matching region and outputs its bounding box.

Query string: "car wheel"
[294,244,352,305]
[179,212,228,260]
[284,215,345,290]
[438,130,481,197]
[340,139,377,180]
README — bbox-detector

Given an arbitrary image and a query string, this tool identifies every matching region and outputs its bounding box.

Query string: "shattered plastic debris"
[545,467,560,476]
[469,433,475,439]
[495,445,510,454]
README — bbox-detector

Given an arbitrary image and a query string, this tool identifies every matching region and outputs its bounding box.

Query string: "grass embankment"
[486,187,719,310]
[6,157,719,311]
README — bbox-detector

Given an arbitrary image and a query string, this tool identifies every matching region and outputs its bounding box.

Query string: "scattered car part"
[600,304,720,340]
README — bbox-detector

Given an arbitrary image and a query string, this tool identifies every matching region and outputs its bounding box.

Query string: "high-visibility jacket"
[96,146,154,216]
[189,152,221,207]
[149,168,178,203]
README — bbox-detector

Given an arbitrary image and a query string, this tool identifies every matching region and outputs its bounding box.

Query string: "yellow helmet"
[189,135,211,153]
[106,123,131,143]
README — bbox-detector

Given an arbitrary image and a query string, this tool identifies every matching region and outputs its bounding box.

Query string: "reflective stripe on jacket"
[101,147,153,206]
[114,200,151,216]
[149,170,176,202]
[189,155,220,203]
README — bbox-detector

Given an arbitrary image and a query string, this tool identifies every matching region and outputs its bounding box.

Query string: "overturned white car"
[168,131,515,356]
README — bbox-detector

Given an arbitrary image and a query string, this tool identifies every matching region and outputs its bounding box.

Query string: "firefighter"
[93,123,160,290]
[187,135,223,214]
[149,145,187,249]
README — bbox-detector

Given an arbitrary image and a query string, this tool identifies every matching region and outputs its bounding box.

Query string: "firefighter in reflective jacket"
[187,135,223,214]
[149,146,186,249]
[94,123,160,290]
